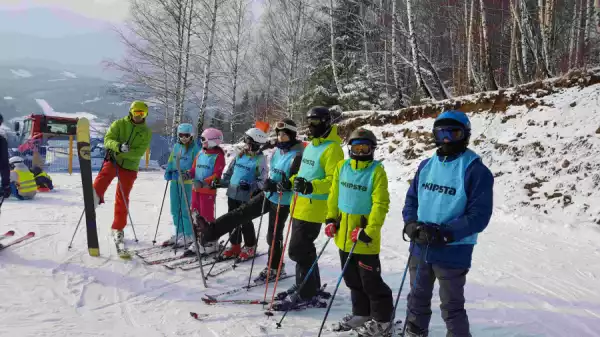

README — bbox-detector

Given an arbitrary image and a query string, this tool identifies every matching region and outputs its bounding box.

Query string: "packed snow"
[82,97,102,104]
[10,69,33,78]
[1,84,600,336]
[3,96,13,100]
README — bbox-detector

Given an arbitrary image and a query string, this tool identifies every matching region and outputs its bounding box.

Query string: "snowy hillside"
[1,74,600,336]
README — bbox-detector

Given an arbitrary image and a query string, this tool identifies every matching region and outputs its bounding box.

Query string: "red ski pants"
[93,161,138,231]
[191,192,216,222]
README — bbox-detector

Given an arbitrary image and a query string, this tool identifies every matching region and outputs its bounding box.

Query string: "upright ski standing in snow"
[76,117,100,257]
[176,152,208,287]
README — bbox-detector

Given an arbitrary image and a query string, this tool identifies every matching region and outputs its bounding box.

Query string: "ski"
[177,247,236,271]
[202,274,295,300]
[76,117,100,257]
[207,252,268,277]
[142,243,224,266]
[201,297,268,305]
[0,232,35,251]
[0,230,15,242]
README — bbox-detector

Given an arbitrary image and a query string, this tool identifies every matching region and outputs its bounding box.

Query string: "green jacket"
[104,116,152,171]
[327,159,390,254]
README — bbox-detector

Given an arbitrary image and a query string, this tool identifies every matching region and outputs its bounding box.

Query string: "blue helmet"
[434,110,471,130]
[177,123,193,135]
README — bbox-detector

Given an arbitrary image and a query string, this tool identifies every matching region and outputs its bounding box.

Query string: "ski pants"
[191,192,215,222]
[288,219,322,300]
[203,192,289,269]
[170,180,193,237]
[339,250,393,322]
[93,161,138,231]
[227,198,257,247]
[406,254,471,337]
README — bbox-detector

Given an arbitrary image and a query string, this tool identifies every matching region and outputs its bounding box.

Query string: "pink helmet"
[201,128,224,148]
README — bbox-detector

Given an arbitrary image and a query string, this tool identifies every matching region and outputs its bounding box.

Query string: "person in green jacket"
[274,106,345,310]
[325,127,393,336]
[93,101,152,247]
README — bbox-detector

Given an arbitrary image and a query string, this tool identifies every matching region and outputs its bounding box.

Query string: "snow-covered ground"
[2,81,600,336]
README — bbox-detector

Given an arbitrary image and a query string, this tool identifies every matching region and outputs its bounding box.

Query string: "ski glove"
[263,179,278,192]
[239,180,250,191]
[324,219,339,238]
[180,170,193,181]
[293,177,313,195]
[119,143,130,153]
[164,170,174,181]
[2,184,10,198]
[210,178,221,189]
[351,227,372,244]
[277,177,292,192]
[403,221,421,241]
[414,224,454,246]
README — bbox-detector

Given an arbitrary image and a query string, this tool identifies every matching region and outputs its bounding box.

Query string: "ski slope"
[1,168,599,337]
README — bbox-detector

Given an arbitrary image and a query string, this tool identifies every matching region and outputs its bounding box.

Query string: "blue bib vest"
[268,149,297,206]
[194,151,217,181]
[230,154,259,186]
[175,143,196,171]
[338,160,380,215]
[417,149,480,245]
[296,140,332,200]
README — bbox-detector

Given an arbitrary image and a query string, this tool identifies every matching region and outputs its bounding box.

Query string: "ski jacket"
[0,130,9,191]
[164,141,201,185]
[327,159,389,254]
[291,125,344,224]
[221,150,268,202]
[103,116,152,172]
[189,146,226,195]
[267,141,304,206]
[402,149,494,269]
[10,162,37,199]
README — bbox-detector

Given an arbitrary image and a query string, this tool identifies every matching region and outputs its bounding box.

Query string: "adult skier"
[31,166,54,192]
[218,127,269,260]
[193,119,304,280]
[402,110,494,337]
[0,114,11,202]
[92,101,152,245]
[162,123,200,247]
[185,127,226,255]
[275,106,344,310]
[325,128,394,336]
[8,156,37,200]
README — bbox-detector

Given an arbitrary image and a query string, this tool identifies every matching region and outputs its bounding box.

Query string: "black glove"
[210,178,221,189]
[2,185,10,198]
[403,221,421,241]
[414,224,454,246]
[277,177,292,192]
[239,180,250,191]
[293,177,313,194]
[263,179,278,193]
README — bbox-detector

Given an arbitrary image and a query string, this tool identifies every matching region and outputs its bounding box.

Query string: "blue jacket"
[402,150,494,269]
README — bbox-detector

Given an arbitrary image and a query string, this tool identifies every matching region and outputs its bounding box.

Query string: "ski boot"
[238,246,255,261]
[355,319,392,337]
[254,264,286,284]
[222,244,241,259]
[332,314,371,332]
[112,229,131,259]
[161,235,192,248]
[271,292,328,312]
[403,322,429,337]
[276,283,331,301]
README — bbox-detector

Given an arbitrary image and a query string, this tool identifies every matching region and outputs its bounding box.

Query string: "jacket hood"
[310,125,342,146]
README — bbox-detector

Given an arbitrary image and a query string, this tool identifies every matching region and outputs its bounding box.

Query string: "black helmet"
[348,128,377,146]
[307,106,331,122]
[306,106,332,139]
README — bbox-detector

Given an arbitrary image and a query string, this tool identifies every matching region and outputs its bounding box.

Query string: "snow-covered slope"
[1,75,600,336]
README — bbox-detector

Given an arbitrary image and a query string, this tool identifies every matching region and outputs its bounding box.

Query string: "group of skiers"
[79,100,493,337]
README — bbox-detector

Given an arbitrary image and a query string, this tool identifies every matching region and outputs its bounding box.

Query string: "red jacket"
[190,146,225,195]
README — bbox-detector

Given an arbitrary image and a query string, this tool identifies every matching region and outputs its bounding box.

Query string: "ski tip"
[190,312,198,319]
[204,294,217,301]
[27,232,36,237]
[5,230,14,236]
[88,248,100,257]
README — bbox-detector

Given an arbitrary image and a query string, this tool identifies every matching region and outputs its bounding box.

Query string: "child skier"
[218,127,269,260]
[192,119,304,281]
[185,127,226,255]
[8,156,37,200]
[162,123,200,247]
[402,110,494,337]
[325,128,394,336]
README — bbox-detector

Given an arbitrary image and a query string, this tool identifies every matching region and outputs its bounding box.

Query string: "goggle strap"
[275,123,297,132]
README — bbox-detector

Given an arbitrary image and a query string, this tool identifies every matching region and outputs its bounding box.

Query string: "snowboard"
[76,117,100,257]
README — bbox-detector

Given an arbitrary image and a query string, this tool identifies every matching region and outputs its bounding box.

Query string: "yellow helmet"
[129,101,148,118]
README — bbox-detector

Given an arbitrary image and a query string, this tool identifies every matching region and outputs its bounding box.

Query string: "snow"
[62,71,77,79]
[82,97,101,104]
[10,69,33,78]
[35,98,56,114]
[1,84,600,336]
[3,96,13,100]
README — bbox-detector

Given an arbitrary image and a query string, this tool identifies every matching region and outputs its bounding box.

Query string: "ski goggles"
[131,109,148,118]
[349,141,374,156]
[307,117,325,126]
[275,121,297,132]
[433,126,466,143]
[178,133,191,139]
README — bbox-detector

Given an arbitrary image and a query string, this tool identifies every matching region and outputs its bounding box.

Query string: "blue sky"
[0,0,129,23]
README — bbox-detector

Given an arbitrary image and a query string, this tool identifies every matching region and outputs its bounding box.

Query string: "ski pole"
[152,181,169,245]
[386,243,415,335]
[400,243,429,336]
[205,226,237,278]
[114,164,138,242]
[266,192,299,312]
[275,237,331,327]
[68,208,85,250]
[247,194,268,289]
[262,191,284,307]
[317,238,360,337]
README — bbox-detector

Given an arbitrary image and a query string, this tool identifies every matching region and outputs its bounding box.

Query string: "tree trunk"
[479,0,498,90]
[196,0,220,136]
[329,0,343,96]
[391,0,404,107]
[467,0,478,93]
[406,0,433,99]
[230,0,244,142]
